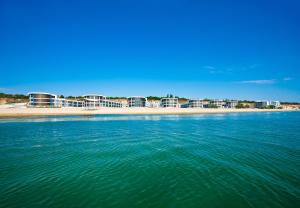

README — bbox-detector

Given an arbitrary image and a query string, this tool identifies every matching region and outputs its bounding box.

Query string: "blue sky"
[0,0,299,101]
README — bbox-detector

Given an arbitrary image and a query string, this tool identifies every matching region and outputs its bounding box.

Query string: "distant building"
[255,101,269,108]
[225,100,238,108]
[181,99,205,108]
[65,99,84,107]
[209,99,226,108]
[160,98,179,108]
[127,96,147,107]
[148,100,160,108]
[28,92,122,108]
[83,94,105,108]
[83,94,122,108]
[28,92,58,107]
[54,98,84,107]
[180,103,189,108]
[270,101,281,108]
[56,98,66,107]
[255,101,280,108]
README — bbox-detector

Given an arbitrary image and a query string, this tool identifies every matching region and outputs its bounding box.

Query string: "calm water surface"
[0,112,299,208]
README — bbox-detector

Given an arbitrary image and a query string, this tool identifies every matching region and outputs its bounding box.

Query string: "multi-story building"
[181,99,205,108]
[65,100,84,107]
[160,98,179,108]
[255,101,269,108]
[28,92,121,108]
[148,100,160,108]
[127,96,147,107]
[270,101,281,108]
[209,99,226,108]
[83,94,122,108]
[225,100,238,108]
[182,99,238,108]
[83,94,106,108]
[55,98,84,107]
[28,92,58,107]
[255,101,280,108]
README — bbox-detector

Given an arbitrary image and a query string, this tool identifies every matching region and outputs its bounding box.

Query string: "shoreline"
[0,107,298,118]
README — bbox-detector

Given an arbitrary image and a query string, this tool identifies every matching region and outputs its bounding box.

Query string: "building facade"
[127,96,147,107]
[224,100,238,108]
[160,98,179,108]
[181,99,238,108]
[28,92,58,107]
[270,101,281,108]
[181,99,205,108]
[66,100,84,107]
[83,94,122,108]
[28,93,123,108]
[148,101,160,108]
[209,99,226,108]
[255,101,280,108]
[255,101,269,108]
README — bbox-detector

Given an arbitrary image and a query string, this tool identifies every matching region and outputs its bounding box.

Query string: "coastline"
[0,107,298,117]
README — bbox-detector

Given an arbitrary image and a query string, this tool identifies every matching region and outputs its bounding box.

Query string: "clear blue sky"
[1,0,299,101]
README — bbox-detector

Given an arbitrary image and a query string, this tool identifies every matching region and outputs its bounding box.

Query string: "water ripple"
[1,112,300,207]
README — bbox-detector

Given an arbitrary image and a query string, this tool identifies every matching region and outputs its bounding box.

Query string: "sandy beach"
[0,106,297,117]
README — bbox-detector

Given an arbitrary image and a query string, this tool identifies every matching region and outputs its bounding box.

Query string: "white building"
[28,92,124,108]
[225,100,238,108]
[210,99,226,108]
[181,99,206,108]
[127,96,147,107]
[148,100,160,108]
[160,98,179,108]
[270,101,281,108]
[83,94,122,108]
[255,101,281,108]
[28,92,59,107]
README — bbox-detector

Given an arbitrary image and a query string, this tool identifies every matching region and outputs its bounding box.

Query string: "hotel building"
[160,98,179,108]
[28,92,122,108]
[209,99,226,108]
[83,94,122,108]
[65,99,84,107]
[181,99,207,108]
[255,101,280,108]
[225,100,238,108]
[28,92,59,107]
[148,100,160,108]
[270,101,281,108]
[127,96,147,107]
[255,101,269,108]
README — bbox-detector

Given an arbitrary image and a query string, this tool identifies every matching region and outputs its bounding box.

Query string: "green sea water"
[0,112,299,208]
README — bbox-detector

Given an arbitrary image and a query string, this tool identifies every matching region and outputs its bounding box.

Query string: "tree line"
[0,93,29,99]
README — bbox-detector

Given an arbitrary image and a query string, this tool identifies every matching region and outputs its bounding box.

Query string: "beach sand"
[0,106,297,117]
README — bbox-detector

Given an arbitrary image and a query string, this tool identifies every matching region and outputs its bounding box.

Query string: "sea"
[0,112,299,208]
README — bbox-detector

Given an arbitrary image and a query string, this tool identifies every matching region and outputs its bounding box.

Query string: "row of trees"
[235,103,250,109]
[0,93,28,99]
[206,104,218,108]
[261,105,283,109]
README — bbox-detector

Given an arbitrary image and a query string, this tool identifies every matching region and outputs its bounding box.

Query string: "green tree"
[266,105,275,109]
[207,104,218,108]
[235,103,244,109]
[147,96,161,100]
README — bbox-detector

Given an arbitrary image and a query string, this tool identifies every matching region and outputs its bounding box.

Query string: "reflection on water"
[0,113,270,123]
